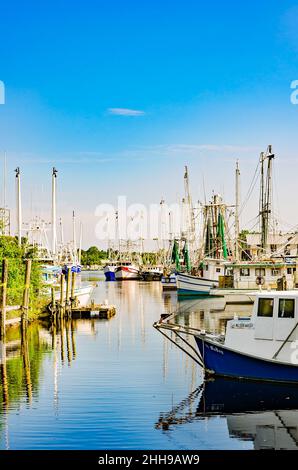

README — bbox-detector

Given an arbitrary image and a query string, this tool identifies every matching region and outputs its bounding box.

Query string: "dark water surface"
[0,272,297,450]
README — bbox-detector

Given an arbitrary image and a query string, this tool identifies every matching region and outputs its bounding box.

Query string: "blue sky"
[0,0,298,246]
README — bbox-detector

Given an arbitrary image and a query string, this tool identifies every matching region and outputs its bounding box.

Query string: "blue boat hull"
[195,336,298,383]
[104,271,116,281]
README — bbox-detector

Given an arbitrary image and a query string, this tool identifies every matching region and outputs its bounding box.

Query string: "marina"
[1,0,298,460]
[0,273,281,450]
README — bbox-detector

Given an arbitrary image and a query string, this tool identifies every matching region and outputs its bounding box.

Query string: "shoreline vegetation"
[0,236,47,322]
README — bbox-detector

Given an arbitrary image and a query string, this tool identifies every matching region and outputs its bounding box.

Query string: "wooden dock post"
[51,287,57,324]
[0,259,8,341]
[71,270,76,307]
[65,268,71,317]
[21,259,32,328]
[60,273,65,319]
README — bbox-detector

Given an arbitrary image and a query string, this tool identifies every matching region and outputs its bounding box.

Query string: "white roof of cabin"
[256,290,298,298]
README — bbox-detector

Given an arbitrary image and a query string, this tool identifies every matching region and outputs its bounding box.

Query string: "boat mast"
[184,166,195,244]
[235,160,240,261]
[72,210,77,264]
[60,217,64,246]
[259,145,275,257]
[15,167,22,247]
[52,167,58,260]
[78,221,82,265]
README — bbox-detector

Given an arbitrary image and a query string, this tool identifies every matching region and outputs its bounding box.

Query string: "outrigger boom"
[153,317,211,370]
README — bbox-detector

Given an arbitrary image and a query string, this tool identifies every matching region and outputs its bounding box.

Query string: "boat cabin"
[200,258,227,281]
[225,262,297,290]
[224,291,298,362]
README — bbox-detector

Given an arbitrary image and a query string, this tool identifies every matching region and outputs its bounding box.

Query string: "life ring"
[256,276,265,286]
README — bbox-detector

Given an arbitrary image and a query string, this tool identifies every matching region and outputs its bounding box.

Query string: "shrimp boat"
[176,259,224,296]
[140,266,163,281]
[155,291,298,383]
[176,192,231,296]
[114,262,140,280]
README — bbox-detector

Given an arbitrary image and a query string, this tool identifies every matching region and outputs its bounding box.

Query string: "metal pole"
[15,167,22,247]
[52,168,57,260]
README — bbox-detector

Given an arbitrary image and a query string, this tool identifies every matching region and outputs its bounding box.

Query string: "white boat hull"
[54,285,94,307]
[115,266,140,280]
[177,272,218,296]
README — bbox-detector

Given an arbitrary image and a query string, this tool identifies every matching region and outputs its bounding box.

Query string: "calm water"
[0,272,297,450]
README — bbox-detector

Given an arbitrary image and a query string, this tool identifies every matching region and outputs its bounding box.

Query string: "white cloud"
[107,108,145,116]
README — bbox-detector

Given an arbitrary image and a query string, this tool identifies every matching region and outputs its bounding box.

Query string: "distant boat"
[41,265,62,285]
[140,266,163,281]
[195,291,298,382]
[161,273,177,291]
[115,262,140,280]
[103,262,118,281]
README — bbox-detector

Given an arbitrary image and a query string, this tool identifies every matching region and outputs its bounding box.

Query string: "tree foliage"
[80,246,107,266]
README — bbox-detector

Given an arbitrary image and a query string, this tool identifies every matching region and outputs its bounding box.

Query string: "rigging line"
[239,161,260,216]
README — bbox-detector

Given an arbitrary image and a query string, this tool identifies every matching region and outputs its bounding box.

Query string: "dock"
[67,302,116,320]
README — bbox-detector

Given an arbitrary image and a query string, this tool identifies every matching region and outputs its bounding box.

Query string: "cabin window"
[278,299,295,319]
[240,268,250,277]
[270,244,277,253]
[256,268,265,277]
[257,298,274,317]
[287,268,292,275]
[285,245,291,256]
[216,268,221,273]
[271,269,281,277]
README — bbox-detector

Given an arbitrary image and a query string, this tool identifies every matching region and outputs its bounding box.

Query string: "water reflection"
[157,378,298,450]
[0,273,293,450]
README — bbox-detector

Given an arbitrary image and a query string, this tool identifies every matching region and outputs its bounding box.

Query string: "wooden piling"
[51,287,56,324]
[21,259,32,328]
[60,273,65,319]
[21,327,32,403]
[65,268,71,317]
[0,259,8,341]
[71,270,76,306]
